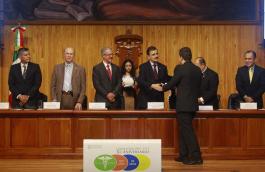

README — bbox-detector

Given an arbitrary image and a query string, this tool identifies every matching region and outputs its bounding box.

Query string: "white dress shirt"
[20,63,28,75]
[63,62,73,92]
[103,61,112,72]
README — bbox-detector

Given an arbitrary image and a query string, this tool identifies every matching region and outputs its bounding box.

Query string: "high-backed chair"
[82,95,88,110]
[227,93,241,109]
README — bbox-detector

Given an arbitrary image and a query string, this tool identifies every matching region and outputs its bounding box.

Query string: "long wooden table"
[1,109,265,159]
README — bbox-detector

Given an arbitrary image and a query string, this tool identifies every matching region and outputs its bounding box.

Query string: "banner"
[83,139,161,172]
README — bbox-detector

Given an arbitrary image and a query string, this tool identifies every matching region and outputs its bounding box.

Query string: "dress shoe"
[174,157,188,162]
[182,159,203,165]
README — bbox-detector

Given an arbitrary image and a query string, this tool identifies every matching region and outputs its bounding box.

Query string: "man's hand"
[19,95,29,105]
[106,92,116,102]
[151,84,163,92]
[244,96,254,102]
[198,97,204,104]
[74,102,82,110]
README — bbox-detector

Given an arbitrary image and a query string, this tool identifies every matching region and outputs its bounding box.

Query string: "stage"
[0,159,264,172]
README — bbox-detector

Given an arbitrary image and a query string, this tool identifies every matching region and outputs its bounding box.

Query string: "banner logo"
[94,154,151,171]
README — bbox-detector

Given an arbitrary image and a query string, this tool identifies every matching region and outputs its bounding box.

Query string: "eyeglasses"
[104,53,113,56]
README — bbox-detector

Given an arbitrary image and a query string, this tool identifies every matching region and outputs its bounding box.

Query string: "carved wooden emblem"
[115,30,143,68]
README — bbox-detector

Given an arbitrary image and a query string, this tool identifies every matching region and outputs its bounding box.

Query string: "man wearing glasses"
[92,47,122,109]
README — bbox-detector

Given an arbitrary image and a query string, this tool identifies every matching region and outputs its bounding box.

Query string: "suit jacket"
[163,61,201,112]
[51,62,86,104]
[92,62,122,109]
[8,62,42,107]
[235,65,265,109]
[137,61,170,109]
[200,67,219,109]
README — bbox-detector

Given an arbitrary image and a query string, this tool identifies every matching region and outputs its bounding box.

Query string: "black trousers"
[177,112,201,160]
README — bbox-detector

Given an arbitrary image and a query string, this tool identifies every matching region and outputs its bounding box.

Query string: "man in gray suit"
[51,47,86,110]
[92,47,122,109]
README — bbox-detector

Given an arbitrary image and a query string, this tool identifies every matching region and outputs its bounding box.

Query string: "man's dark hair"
[196,57,206,65]
[179,47,192,61]
[18,48,29,57]
[146,46,157,55]
[244,50,256,59]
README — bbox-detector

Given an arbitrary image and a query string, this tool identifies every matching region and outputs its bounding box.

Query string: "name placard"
[43,102,60,109]
[199,105,214,111]
[147,102,164,110]
[0,102,9,109]
[89,102,106,110]
[83,139,161,172]
[240,103,257,110]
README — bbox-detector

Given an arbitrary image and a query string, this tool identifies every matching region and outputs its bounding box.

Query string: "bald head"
[64,47,75,63]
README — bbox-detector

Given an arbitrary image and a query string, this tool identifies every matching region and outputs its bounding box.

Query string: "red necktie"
[106,64,112,80]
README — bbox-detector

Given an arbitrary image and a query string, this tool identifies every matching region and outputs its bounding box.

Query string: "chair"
[82,95,88,110]
[227,93,241,109]
[37,92,48,108]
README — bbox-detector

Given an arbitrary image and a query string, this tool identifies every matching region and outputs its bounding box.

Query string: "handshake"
[151,83,164,92]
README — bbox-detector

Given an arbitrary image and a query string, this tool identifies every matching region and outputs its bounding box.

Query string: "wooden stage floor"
[0,159,264,172]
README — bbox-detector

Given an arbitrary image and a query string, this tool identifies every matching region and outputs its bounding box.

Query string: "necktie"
[22,64,27,79]
[202,72,205,78]
[249,66,254,83]
[153,63,158,79]
[106,64,112,80]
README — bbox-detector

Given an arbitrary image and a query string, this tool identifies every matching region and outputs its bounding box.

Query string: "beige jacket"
[51,62,86,104]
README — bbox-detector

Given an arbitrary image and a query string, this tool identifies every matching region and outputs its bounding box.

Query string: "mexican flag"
[9,25,26,105]
[11,25,26,64]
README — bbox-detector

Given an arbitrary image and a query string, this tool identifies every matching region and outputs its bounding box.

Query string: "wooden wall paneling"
[144,118,175,148]
[193,118,210,148]
[110,118,142,139]
[39,118,71,148]
[75,118,108,148]
[247,119,265,148]
[2,24,265,108]
[10,118,39,147]
[0,118,5,146]
[211,118,242,148]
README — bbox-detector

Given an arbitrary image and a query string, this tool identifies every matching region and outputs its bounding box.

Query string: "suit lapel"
[17,63,23,79]
[147,62,155,79]
[60,63,65,90]
[244,66,251,86]
[251,66,258,85]
[110,63,115,82]
[157,63,162,79]
[101,62,111,81]
[71,63,78,86]
[20,62,31,80]
[25,63,32,79]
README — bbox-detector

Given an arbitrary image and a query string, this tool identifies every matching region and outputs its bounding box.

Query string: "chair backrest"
[227,93,241,109]
[82,95,88,110]
[36,92,48,109]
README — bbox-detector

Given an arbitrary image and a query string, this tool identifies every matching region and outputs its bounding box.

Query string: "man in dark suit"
[92,47,122,109]
[153,47,203,165]
[136,46,170,109]
[8,48,42,109]
[195,57,219,109]
[235,50,265,109]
